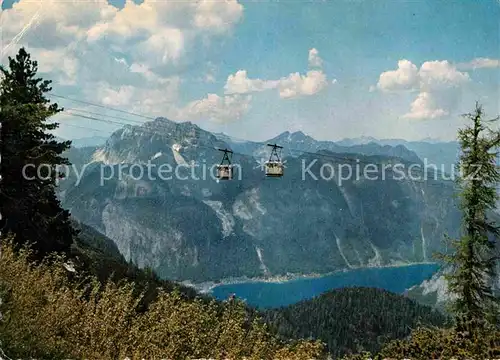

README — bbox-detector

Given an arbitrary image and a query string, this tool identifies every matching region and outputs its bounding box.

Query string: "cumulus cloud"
[0,0,246,126]
[1,0,113,51]
[224,70,280,94]
[0,2,329,126]
[403,92,448,120]
[83,0,243,70]
[224,69,328,99]
[376,59,469,92]
[176,49,328,122]
[308,48,323,68]
[28,47,79,86]
[192,0,244,33]
[375,59,471,119]
[1,0,244,78]
[278,70,328,99]
[90,78,181,117]
[178,93,252,123]
[418,60,470,91]
[376,59,419,92]
[223,48,331,99]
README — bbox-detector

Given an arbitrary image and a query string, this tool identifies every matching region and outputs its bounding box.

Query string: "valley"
[59,117,461,299]
[2,2,498,356]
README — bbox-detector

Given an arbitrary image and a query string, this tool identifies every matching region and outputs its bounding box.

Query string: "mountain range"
[58,117,462,283]
[216,131,424,165]
[336,136,459,174]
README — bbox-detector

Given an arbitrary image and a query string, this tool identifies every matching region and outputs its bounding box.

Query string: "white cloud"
[224,48,331,99]
[308,48,323,68]
[178,93,252,123]
[129,63,174,85]
[1,0,113,51]
[1,0,332,128]
[83,0,242,71]
[224,70,280,94]
[403,92,448,120]
[457,57,500,70]
[140,28,185,65]
[192,0,244,33]
[88,78,180,117]
[418,60,470,91]
[375,59,471,120]
[0,0,245,126]
[278,70,328,99]
[224,69,329,99]
[29,47,79,86]
[99,85,135,107]
[376,59,419,92]
[1,0,244,79]
[183,48,328,122]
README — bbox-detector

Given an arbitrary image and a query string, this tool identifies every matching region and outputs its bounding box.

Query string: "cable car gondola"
[216,148,233,180]
[265,143,284,177]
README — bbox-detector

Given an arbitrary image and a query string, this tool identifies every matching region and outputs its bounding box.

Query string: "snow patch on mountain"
[152,151,162,160]
[172,144,187,165]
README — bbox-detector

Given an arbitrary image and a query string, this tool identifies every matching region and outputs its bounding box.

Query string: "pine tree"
[0,47,77,256]
[443,102,500,327]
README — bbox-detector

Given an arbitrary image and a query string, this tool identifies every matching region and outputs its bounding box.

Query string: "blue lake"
[211,263,440,308]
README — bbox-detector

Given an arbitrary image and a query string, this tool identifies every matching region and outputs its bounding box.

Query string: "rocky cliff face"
[61,118,462,282]
[407,226,500,309]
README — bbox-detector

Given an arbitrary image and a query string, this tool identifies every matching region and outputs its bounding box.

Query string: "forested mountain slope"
[264,287,449,358]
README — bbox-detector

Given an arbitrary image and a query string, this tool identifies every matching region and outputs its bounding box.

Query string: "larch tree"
[444,102,500,328]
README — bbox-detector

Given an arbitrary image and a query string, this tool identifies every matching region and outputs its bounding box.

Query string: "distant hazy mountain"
[217,130,423,164]
[337,137,460,173]
[70,136,109,148]
[59,118,461,283]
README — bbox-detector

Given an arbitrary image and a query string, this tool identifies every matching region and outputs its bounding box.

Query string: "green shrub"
[0,238,325,359]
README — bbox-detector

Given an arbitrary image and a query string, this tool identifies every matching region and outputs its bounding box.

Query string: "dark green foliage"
[263,287,449,358]
[378,323,500,359]
[0,47,77,256]
[439,102,500,326]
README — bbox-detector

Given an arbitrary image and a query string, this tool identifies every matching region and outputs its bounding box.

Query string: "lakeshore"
[182,261,440,303]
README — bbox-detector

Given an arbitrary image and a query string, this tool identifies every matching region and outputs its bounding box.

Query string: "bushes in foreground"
[342,324,500,360]
[0,240,325,359]
[378,324,500,360]
[2,238,499,360]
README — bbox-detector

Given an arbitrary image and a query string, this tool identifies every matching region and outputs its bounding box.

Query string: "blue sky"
[1,0,499,142]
